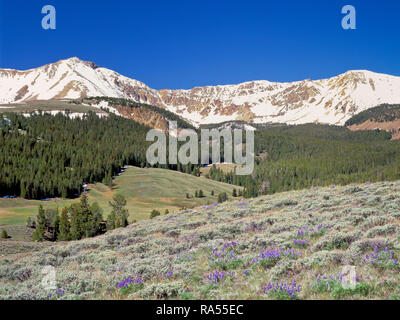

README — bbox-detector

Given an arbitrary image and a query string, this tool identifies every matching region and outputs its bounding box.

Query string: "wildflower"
[165,270,173,279]
[263,279,300,298]
[204,271,231,284]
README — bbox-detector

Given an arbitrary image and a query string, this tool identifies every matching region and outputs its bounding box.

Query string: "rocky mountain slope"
[346,104,400,140]
[1,57,400,126]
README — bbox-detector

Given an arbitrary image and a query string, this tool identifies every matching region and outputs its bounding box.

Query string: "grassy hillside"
[85,166,240,221]
[0,166,240,225]
[1,180,400,300]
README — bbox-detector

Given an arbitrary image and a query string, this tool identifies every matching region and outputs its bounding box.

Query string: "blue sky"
[0,0,399,89]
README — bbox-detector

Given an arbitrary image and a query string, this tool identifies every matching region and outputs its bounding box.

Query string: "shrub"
[140,281,185,299]
[365,225,396,238]
[273,199,298,209]
[150,210,161,219]
[1,230,9,239]
[346,186,363,194]
[217,192,228,203]
[180,291,195,300]
[332,282,373,299]
[311,274,373,299]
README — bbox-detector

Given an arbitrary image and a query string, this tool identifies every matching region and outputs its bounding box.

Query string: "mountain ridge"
[2,57,400,126]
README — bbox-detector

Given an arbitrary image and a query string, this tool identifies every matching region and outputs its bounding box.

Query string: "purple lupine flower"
[264,279,300,298]
[204,270,233,284]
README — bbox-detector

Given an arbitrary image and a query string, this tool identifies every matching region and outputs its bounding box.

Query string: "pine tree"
[232,189,237,197]
[26,217,35,228]
[198,189,204,198]
[90,202,104,236]
[104,170,113,187]
[33,205,46,242]
[106,211,116,230]
[108,194,129,229]
[46,208,60,241]
[1,229,8,239]
[82,193,95,238]
[58,208,71,241]
[70,204,83,240]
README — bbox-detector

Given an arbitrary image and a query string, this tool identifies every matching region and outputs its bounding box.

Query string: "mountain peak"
[339,69,396,79]
[1,59,400,127]
[59,57,99,69]
[63,56,82,62]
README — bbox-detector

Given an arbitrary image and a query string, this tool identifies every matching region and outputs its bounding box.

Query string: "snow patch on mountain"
[1,57,400,126]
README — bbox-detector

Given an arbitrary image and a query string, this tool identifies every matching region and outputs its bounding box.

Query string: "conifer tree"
[70,204,83,240]
[106,211,116,231]
[90,202,104,236]
[108,194,129,229]
[33,205,46,242]
[79,193,94,238]
[1,230,8,239]
[58,208,71,241]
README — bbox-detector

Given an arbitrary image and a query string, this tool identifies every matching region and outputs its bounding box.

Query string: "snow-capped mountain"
[1,57,400,126]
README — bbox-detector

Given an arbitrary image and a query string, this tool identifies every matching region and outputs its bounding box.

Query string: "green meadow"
[0,166,240,225]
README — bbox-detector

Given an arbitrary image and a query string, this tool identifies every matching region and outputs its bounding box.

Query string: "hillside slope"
[2,57,400,126]
[1,180,400,300]
[0,167,240,225]
[346,104,400,139]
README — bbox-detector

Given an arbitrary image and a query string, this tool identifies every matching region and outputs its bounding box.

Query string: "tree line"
[0,111,205,200]
[3,109,400,203]
[207,123,400,198]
